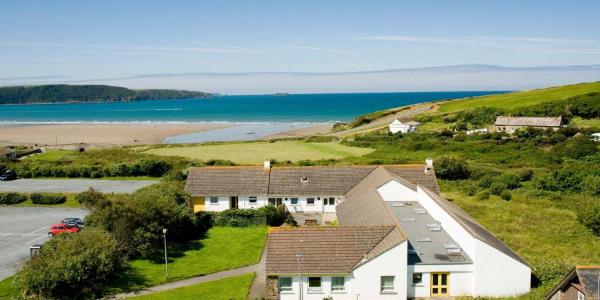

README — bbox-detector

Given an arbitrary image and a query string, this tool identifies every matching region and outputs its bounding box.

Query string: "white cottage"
[265,165,530,299]
[389,119,420,134]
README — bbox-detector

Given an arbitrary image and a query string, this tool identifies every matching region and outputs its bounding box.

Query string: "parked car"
[62,218,85,228]
[0,170,17,181]
[48,223,80,236]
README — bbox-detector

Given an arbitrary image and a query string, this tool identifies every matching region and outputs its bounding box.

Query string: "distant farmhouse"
[494,116,564,134]
[546,266,599,300]
[185,161,531,299]
[389,119,420,134]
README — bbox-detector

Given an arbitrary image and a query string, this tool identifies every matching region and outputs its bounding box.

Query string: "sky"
[1,0,600,85]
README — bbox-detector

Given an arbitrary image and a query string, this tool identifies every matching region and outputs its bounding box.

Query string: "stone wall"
[266,276,279,300]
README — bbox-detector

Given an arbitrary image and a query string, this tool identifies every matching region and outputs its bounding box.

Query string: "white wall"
[202,195,230,212]
[377,180,418,202]
[238,196,268,209]
[473,240,531,297]
[407,264,474,298]
[278,241,407,300]
[281,196,344,213]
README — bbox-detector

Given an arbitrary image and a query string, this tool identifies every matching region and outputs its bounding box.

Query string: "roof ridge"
[349,225,398,271]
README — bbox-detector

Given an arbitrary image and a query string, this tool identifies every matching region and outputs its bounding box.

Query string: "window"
[578,291,585,300]
[249,196,257,204]
[209,197,219,204]
[331,277,345,292]
[324,197,335,205]
[308,277,321,291]
[380,276,395,293]
[307,198,315,205]
[279,277,292,292]
[291,198,299,205]
[412,273,422,285]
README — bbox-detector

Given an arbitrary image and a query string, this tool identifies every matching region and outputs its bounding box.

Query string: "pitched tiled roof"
[420,187,529,266]
[266,226,403,274]
[495,116,563,127]
[185,167,270,195]
[185,164,440,196]
[546,266,600,300]
[267,166,377,195]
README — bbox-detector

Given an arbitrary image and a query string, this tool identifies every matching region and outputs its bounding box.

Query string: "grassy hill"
[438,81,600,113]
[0,84,212,104]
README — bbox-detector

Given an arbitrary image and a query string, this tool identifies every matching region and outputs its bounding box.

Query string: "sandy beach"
[0,123,232,147]
[263,123,334,139]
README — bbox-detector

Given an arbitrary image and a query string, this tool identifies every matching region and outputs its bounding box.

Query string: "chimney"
[263,160,271,171]
[424,157,433,174]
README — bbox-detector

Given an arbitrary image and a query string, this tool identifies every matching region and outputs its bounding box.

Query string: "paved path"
[110,248,267,299]
[0,179,158,194]
[0,206,88,280]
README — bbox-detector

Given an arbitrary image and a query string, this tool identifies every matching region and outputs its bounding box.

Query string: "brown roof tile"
[495,116,563,127]
[185,166,270,195]
[266,226,403,274]
[267,166,377,195]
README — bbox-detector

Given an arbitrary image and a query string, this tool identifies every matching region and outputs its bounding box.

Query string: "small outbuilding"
[545,266,599,300]
[389,119,420,134]
[592,133,600,142]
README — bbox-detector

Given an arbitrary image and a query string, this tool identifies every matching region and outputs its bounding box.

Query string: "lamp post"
[163,228,168,279]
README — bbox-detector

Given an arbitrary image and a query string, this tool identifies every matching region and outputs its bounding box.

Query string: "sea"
[0,91,505,143]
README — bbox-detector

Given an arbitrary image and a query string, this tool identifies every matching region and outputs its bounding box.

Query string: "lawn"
[129,273,255,300]
[109,226,267,291]
[14,193,80,208]
[0,276,18,299]
[570,116,600,128]
[24,150,73,162]
[438,81,600,113]
[143,140,374,164]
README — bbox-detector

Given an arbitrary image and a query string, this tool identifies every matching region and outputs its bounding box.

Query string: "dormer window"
[301,177,308,183]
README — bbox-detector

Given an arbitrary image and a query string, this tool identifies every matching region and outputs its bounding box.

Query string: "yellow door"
[431,273,449,296]
[191,197,205,212]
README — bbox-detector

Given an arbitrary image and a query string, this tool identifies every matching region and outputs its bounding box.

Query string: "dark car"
[62,217,85,229]
[0,170,17,181]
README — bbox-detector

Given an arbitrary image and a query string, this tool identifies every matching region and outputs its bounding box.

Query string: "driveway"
[0,206,88,280]
[0,179,159,194]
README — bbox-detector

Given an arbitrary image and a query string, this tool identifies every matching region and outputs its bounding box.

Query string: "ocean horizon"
[0,91,505,123]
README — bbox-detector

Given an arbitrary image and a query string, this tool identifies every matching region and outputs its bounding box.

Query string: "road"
[0,179,158,194]
[0,206,88,280]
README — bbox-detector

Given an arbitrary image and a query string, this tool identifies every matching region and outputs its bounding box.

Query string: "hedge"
[0,192,28,204]
[31,193,67,204]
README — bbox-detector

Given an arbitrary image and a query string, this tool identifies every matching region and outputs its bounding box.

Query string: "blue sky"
[1,0,600,81]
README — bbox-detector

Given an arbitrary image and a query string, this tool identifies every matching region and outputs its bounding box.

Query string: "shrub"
[476,190,490,201]
[500,190,512,201]
[0,192,28,204]
[552,136,598,160]
[582,176,600,196]
[489,182,506,196]
[30,193,66,204]
[257,205,288,226]
[137,159,172,177]
[435,157,471,180]
[16,228,124,299]
[462,183,478,196]
[76,188,106,207]
[534,170,585,192]
[578,201,600,236]
[517,168,534,182]
[478,175,494,188]
[500,173,521,190]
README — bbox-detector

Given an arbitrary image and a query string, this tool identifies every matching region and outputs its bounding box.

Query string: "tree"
[16,229,123,299]
[435,157,471,180]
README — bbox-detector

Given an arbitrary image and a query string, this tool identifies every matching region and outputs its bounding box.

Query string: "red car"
[48,223,80,236]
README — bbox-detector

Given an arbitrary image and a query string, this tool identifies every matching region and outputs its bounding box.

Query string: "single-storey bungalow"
[545,266,599,300]
[494,116,563,133]
[389,119,420,134]
[184,162,439,224]
[265,165,530,299]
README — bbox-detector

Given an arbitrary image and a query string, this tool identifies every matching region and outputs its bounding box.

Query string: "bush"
[578,201,600,236]
[489,182,506,195]
[582,176,600,196]
[478,175,494,188]
[500,190,512,201]
[0,192,28,204]
[76,188,106,207]
[552,136,598,160]
[476,191,491,201]
[16,228,124,299]
[517,168,534,182]
[137,159,172,177]
[435,157,471,180]
[500,173,521,190]
[30,193,66,204]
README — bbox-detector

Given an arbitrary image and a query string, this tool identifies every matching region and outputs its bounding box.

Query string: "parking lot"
[0,207,88,280]
[0,178,158,194]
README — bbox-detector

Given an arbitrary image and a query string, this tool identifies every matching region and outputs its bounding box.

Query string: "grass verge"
[0,276,18,299]
[128,273,255,300]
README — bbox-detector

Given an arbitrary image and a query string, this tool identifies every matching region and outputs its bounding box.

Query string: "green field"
[0,276,18,299]
[129,273,254,300]
[438,81,600,113]
[24,150,74,161]
[110,226,267,291]
[143,141,374,164]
